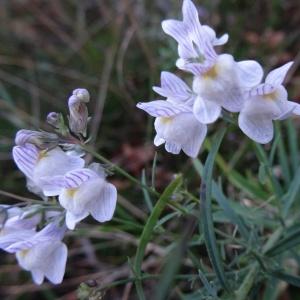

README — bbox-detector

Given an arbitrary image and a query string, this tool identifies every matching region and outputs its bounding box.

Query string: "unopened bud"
[72,88,90,103]
[46,112,60,128]
[68,88,90,137]
[15,129,59,149]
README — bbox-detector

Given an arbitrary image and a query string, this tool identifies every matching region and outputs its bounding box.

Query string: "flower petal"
[88,183,117,222]
[182,0,216,61]
[154,135,165,146]
[154,112,207,157]
[43,242,67,284]
[265,61,294,87]
[238,112,274,144]
[7,223,65,252]
[16,241,67,285]
[165,142,181,155]
[153,71,192,100]
[12,144,39,179]
[137,100,191,117]
[31,270,44,285]
[193,96,221,124]
[65,211,88,230]
[237,60,264,88]
[202,25,229,46]
[0,230,35,252]
[34,147,85,185]
[161,20,194,59]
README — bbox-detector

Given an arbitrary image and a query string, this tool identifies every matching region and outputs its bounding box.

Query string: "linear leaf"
[266,227,300,257]
[270,270,300,288]
[282,165,300,216]
[212,183,249,241]
[200,128,229,290]
[286,120,299,175]
[134,175,183,299]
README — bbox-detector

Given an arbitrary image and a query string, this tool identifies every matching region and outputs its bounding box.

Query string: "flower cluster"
[1,89,117,284]
[137,0,300,157]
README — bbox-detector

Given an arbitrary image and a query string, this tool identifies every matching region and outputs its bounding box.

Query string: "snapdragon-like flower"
[0,206,41,251]
[13,143,84,196]
[68,88,90,137]
[162,0,263,124]
[137,71,207,157]
[5,223,67,285]
[40,165,117,230]
[238,62,300,144]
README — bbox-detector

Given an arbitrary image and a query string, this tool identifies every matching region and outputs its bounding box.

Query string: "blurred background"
[0,0,299,299]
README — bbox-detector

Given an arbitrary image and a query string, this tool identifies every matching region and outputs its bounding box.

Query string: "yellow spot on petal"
[37,150,49,162]
[263,91,278,101]
[66,188,78,198]
[203,65,218,79]
[159,117,173,125]
[19,249,29,258]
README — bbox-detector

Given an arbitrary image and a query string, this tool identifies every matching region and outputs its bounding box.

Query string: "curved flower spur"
[5,88,118,284]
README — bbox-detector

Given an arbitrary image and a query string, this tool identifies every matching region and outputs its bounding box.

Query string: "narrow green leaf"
[198,269,218,298]
[155,219,197,300]
[141,169,153,212]
[269,270,300,288]
[274,122,291,186]
[200,128,229,290]
[286,119,299,175]
[262,278,280,300]
[151,151,158,189]
[282,165,300,216]
[134,175,183,299]
[253,142,283,197]
[212,183,249,241]
[266,227,300,257]
[235,263,258,300]
[258,163,267,184]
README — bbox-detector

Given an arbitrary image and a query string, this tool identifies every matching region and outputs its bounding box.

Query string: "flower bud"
[68,88,90,137]
[15,129,59,150]
[46,112,60,128]
[72,88,90,103]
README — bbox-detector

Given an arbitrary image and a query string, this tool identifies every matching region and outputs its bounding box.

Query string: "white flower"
[162,0,263,123]
[162,0,228,76]
[137,72,207,157]
[0,206,40,251]
[40,166,117,230]
[238,62,300,143]
[6,223,67,285]
[13,144,85,196]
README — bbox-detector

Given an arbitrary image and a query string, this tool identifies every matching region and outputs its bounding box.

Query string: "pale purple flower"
[137,72,207,157]
[12,144,85,196]
[6,223,67,285]
[0,206,40,251]
[162,0,228,75]
[162,0,263,124]
[40,165,117,230]
[238,62,300,143]
[68,88,90,137]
